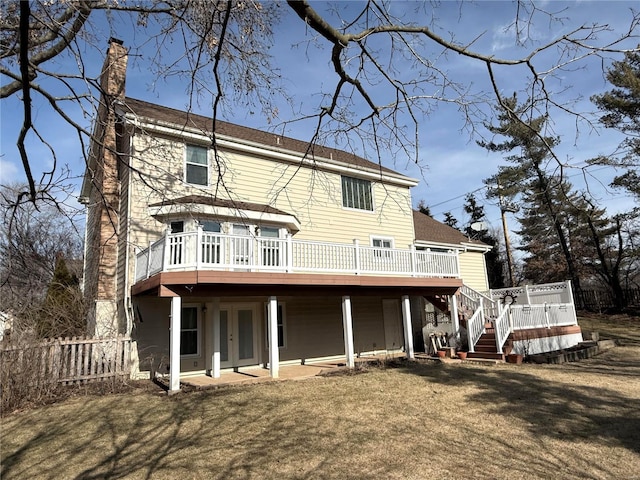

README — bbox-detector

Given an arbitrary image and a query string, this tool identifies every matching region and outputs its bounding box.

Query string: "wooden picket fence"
[574,288,640,311]
[0,335,132,385]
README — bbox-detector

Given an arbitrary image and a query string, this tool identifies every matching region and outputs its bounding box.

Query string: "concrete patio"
[177,352,408,390]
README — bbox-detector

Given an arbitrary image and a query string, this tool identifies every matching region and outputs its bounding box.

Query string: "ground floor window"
[265,302,286,348]
[181,305,200,356]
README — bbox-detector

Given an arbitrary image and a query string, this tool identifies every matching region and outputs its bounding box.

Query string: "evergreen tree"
[479,94,580,292]
[462,194,505,289]
[479,95,582,295]
[591,49,640,201]
[442,211,459,230]
[37,255,85,338]
[417,200,431,216]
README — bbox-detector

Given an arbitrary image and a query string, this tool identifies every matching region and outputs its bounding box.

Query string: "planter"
[437,350,447,358]
[506,353,523,364]
[457,351,468,360]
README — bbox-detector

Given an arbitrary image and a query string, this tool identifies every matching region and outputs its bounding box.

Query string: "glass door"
[219,304,258,369]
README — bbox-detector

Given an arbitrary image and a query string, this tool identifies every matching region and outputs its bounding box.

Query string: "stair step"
[468,352,505,361]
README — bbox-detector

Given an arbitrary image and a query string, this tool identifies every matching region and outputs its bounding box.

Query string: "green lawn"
[1,314,639,479]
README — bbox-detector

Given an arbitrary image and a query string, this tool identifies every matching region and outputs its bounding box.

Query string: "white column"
[268,296,280,378]
[169,295,182,393]
[401,295,414,359]
[342,296,355,368]
[212,297,221,378]
[450,294,460,343]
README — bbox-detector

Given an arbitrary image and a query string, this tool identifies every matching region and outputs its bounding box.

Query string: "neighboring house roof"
[121,97,400,177]
[412,210,491,251]
[149,195,292,217]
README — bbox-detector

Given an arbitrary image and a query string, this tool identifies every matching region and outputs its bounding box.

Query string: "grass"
[1,314,639,480]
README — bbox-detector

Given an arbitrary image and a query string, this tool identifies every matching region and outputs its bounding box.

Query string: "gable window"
[342,176,373,211]
[185,145,209,185]
[265,303,286,348]
[180,306,200,356]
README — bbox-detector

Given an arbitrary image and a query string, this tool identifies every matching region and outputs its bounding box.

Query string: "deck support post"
[450,294,460,343]
[268,296,280,378]
[212,297,221,378]
[401,295,414,359]
[169,295,182,393]
[342,296,355,368]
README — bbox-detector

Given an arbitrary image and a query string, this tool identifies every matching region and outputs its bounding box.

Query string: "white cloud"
[0,158,19,184]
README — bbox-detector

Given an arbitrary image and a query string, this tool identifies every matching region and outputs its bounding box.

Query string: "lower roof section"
[131,271,463,298]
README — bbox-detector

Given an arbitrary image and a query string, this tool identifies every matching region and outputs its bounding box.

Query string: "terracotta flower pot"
[457,351,468,360]
[506,353,523,364]
[437,350,447,358]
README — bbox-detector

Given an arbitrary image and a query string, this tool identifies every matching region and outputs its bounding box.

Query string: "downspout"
[81,204,89,294]
[123,128,134,335]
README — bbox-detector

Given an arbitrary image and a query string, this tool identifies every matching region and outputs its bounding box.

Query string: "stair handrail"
[493,307,511,354]
[466,306,485,353]
[460,284,499,319]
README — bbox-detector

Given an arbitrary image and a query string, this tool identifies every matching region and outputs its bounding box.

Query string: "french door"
[219,304,259,368]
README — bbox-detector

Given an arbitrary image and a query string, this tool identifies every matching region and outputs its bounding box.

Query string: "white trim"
[370,235,395,249]
[169,296,182,392]
[180,304,202,358]
[401,295,414,359]
[119,112,419,187]
[342,296,355,368]
[212,298,221,378]
[414,240,492,253]
[149,204,301,233]
[267,296,279,379]
[263,301,287,349]
[184,144,210,187]
[341,175,375,212]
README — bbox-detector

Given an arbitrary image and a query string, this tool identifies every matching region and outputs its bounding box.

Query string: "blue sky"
[1,1,638,245]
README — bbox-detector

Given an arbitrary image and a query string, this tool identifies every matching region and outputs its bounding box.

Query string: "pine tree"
[37,255,85,338]
[591,50,640,201]
[462,194,505,289]
[479,95,582,295]
[442,212,459,230]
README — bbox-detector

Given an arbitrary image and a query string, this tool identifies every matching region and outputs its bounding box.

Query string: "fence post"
[353,239,361,274]
[544,303,551,328]
[524,285,531,304]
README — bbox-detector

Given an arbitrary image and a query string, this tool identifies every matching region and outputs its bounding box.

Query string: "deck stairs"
[466,323,513,361]
[425,285,511,361]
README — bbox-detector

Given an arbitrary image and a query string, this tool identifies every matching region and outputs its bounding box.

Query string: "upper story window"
[185,145,209,186]
[342,176,373,211]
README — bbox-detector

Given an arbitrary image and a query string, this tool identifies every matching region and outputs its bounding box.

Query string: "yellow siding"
[125,133,415,253]
[459,251,489,292]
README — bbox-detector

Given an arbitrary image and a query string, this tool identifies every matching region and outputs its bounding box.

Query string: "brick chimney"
[84,38,128,337]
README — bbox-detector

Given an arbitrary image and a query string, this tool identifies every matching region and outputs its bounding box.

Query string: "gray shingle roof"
[413,210,489,248]
[122,97,398,175]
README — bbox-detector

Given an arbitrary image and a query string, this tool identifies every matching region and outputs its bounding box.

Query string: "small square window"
[170,221,184,234]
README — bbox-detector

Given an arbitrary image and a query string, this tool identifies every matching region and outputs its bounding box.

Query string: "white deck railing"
[135,231,460,283]
[509,303,578,330]
[460,282,579,354]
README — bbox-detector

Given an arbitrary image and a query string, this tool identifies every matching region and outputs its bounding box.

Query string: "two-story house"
[83,39,584,393]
